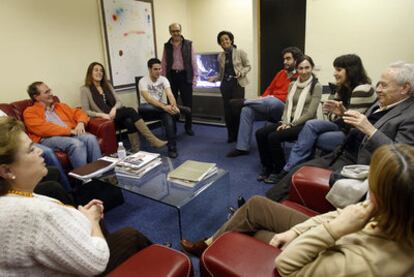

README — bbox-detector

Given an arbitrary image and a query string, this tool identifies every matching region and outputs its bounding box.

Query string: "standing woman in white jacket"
[210,31,251,142]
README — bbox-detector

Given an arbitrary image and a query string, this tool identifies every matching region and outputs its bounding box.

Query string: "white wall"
[0,0,104,105]
[3,0,413,107]
[188,0,258,98]
[305,0,414,85]
[0,0,190,106]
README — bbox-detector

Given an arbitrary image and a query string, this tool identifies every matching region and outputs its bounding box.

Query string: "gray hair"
[389,61,414,94]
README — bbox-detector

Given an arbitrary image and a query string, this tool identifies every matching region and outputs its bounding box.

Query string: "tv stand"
[192,90,225,125]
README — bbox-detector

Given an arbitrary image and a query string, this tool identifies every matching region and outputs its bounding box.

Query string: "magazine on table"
[117,151,160,169]
[115,158,162,179]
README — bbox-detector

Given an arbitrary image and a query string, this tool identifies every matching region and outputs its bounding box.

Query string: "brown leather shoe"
[180,239,208,257]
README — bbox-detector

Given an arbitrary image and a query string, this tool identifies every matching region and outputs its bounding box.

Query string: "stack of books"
[167,160,217,187]
[115,151,161,179]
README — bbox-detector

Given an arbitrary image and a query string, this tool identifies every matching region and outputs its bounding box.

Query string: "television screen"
[195,52,221,90]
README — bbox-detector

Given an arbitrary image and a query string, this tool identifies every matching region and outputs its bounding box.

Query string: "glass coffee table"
[99,157,230,240]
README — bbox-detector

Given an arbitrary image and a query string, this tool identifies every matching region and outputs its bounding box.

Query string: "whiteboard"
[101,0,156,90]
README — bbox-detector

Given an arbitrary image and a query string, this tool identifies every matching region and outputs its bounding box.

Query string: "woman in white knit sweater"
[0,117,151,276]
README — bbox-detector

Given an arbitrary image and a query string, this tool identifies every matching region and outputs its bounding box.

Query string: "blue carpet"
[103,122,270,275]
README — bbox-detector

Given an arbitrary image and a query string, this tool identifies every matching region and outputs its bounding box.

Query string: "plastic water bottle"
[117,142,127,160]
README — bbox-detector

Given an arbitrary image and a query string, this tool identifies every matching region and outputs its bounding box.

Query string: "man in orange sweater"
[23,82,101,168]
[227,47,302,157]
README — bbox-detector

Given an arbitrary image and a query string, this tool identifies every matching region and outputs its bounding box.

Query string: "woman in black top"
[81,62,166,152]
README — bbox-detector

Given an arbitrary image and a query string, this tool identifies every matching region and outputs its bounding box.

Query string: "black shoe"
[226,149,249,157]
[237,195,246,208]
[168,147,178,158]
[257,167,271,181]
[185,127,195,136]
[163,242,172,248]
[263,170,287,184]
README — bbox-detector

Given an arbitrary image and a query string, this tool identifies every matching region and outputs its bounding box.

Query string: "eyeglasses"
[170,30,181,33]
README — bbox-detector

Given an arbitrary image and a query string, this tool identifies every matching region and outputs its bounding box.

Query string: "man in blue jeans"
[139,58,190,158]
[227,47,302,157]
[23,81,102,169]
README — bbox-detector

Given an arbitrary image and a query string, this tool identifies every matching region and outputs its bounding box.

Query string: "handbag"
[325,165,369,208]
[73,178,124,212]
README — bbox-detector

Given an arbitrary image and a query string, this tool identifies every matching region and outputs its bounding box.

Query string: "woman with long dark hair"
[81,62,166,152]
[265,54,376,184]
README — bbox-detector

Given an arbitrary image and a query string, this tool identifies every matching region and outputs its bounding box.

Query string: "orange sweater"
[23,101,90,143]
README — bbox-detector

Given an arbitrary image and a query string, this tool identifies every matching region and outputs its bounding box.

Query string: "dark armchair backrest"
[135,76,143,106]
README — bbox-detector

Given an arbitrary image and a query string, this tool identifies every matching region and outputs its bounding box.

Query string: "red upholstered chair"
[281,166,335,215]
[1,98,117,171]
[108,244,193,277]
[199,166,335,276]
[200,232,282,277]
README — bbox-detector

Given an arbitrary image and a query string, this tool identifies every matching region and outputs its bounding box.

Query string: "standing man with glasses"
[161,23,198,136]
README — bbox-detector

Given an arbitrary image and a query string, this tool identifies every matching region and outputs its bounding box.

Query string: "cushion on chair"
[290,166,335,214]
[107,244,193,277]
[200,232,281,277]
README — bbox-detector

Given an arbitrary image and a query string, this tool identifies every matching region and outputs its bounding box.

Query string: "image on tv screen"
[195,53,221,89]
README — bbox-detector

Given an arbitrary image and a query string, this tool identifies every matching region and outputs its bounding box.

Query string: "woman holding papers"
[181,144,414,276]
[0,117,152,276]
[255,55,322,183]
[81,62,167,152]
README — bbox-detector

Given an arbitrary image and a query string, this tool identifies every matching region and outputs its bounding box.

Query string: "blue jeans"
[283,119,345,172]
[236,97,284,151]
[41,133,102,168]
[35,143,72,191]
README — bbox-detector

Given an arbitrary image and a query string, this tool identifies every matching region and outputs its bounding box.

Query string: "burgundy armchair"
[281,165,335,215]
[200,166,336,276]
[0,98,117,170]
[108,244,193,277]
[200,232,282,277]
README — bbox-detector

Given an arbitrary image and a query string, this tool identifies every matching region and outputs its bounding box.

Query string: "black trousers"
[101,227,152,275]
[139,103,177,148]
[256,123,305,173]
[34,166,76,205]
[265,150,357,202]
[220,79,245,140]
[170,70,192,128]
[114,107,142,134]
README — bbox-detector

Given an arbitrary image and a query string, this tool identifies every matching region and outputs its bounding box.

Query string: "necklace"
[7,189,75,209]
[8,189,33,197]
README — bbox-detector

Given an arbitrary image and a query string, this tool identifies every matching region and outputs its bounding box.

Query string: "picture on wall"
[101,0,156,90]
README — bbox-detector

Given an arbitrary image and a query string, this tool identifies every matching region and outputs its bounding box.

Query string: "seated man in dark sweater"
[266,61,414,202]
